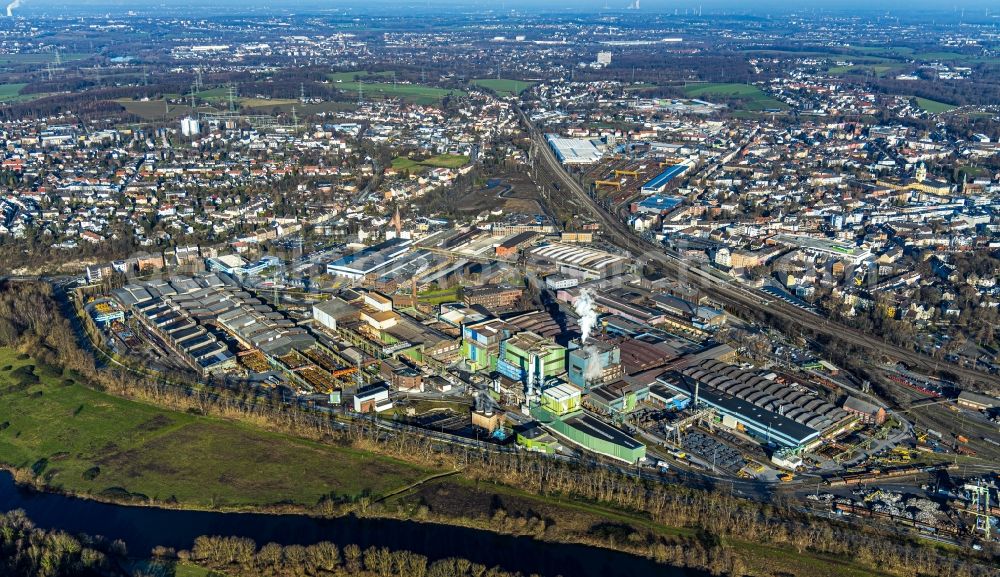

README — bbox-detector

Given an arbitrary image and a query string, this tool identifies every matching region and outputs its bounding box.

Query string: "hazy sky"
[9,0,1000,16]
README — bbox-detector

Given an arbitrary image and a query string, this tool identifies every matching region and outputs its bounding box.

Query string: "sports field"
[0,348,431,508]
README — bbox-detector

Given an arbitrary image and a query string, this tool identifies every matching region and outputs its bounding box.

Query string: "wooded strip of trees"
[150,535,528,577]
[0,281,95,376]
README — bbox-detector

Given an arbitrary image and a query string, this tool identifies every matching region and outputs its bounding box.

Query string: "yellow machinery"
[864,489,884,503]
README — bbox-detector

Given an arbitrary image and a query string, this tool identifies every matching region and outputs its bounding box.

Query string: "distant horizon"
[8,0,1000,18]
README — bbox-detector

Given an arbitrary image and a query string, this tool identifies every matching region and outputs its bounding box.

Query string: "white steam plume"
[574,289,597,344]
[583,345,603,383]
[6,0,20,18]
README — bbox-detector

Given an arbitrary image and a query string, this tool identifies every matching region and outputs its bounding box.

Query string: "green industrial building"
[530,403,646,463]
[540,382,582,415]
[515,424,558,454]
[496,331,566,384]
[461,318,513,372]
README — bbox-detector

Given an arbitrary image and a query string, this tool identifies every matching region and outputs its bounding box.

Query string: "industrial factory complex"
[73,199,1000,549]
[82,243,904,476]
[13,6,1000,569]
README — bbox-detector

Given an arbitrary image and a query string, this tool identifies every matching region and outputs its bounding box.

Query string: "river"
[0,472,701,577]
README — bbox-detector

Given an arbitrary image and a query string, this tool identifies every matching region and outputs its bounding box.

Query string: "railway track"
[518,109,1000,391]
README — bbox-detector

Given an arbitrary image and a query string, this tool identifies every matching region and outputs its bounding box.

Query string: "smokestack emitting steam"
[6,0,20,17]
[574,289,597,344]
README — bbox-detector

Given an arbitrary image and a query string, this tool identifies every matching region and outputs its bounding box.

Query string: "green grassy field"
[417,287,461,305]
[392,154,469,172]
[471,78,536,96]
[421,154,469,168]
[957,165,987,179]
[828,64,896,75]
[0,83,26,102]
[391,157,421,171]
[740,49,856,60]
[195,87,230,99]
[0,82,53,104]
[851,46,915,56]
[341,82,462,105]
[683,82,760,97]
[173,563,214,577]
[681,83,787,110]
[0,52,92,65]
[914,97,957,113]
[733,540,888,577]
[0,348,431,508]
[915,51,967,61]
[239,97,299,109]
[328,72,463,105]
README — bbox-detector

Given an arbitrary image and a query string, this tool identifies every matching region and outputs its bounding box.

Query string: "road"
[517,108,1000,391]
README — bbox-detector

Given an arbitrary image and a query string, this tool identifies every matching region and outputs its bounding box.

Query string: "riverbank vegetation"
[188,535,505,577]
[0,281,998,577]
[153,535,533,577]
[0,509,126,577]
